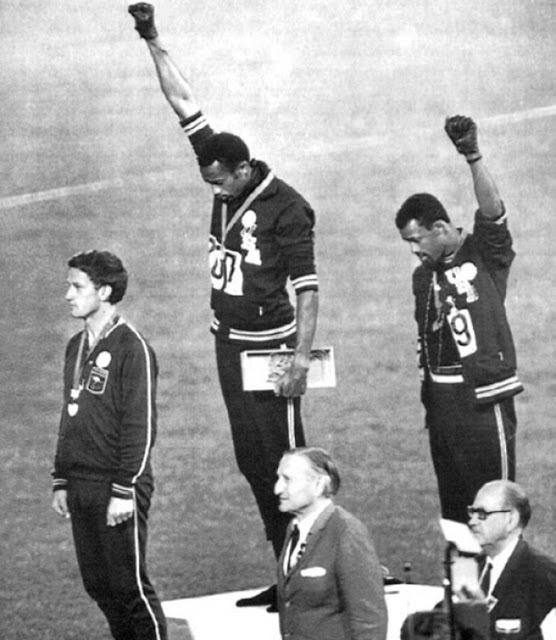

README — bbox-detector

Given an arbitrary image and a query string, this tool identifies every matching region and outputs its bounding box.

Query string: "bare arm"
[445,114,503,220]
[145,38,201,120]
[276,290,319,398]
[129,3,200,120]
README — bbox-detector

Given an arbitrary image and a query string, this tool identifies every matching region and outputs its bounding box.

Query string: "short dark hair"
[395,193,450,230]
[286,447,341,497]
[197,132,250,172]
[68,250,128,304]
[501,481,532,529]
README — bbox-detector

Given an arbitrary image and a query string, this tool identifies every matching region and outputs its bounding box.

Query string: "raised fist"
[128,3,158,40]
[444,115,480,158]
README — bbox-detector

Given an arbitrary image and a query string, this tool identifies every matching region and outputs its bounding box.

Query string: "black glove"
[444,115,480,158]
[128,3,158,40]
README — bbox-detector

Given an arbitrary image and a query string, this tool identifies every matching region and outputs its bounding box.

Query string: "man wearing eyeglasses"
[466,480,556,639]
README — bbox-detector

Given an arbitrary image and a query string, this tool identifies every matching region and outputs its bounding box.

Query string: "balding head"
[477,480,531,528]
[468,480,531,557]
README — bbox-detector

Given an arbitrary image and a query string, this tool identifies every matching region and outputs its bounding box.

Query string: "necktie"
[480,561,492,596]
[286,525,300,571]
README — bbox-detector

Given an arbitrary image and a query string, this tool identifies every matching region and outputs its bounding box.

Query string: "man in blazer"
[467,480,556,639]
[274,447,387,640]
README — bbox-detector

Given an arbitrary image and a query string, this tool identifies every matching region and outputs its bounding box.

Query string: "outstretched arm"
[445,115,503,220]
[129,3,200,121]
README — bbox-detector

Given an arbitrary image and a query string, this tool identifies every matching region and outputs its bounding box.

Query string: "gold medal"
[68,402,79,417]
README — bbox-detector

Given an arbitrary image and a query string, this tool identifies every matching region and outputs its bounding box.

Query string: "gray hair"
[285,447,341,497]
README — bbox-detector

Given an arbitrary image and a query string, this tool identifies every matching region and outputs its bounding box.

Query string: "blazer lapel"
[286,503,335,579]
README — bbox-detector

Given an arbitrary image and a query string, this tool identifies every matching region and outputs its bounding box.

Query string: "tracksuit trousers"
[215,337,306,557]
[425,381,517,523]
[67,477,167,640]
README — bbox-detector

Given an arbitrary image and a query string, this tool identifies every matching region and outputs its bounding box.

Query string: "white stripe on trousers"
[287,398,296,449]
[132,489,163,640]
[494,403,509,479]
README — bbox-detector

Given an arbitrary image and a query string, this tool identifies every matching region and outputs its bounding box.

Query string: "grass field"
[1,1,556,638]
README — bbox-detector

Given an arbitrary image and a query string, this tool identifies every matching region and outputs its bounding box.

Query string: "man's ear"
[314,474,329,498]
[431,220,449,236]
[98,284,112,302]
[235,160,251,179]
[507,509,521,532]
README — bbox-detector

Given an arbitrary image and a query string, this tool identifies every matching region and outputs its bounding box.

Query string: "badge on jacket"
[495,618,521,634]
[86,351,111,395]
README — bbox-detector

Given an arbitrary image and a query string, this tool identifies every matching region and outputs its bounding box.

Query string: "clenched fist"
[445,115,480,159]
[128,3,158,40]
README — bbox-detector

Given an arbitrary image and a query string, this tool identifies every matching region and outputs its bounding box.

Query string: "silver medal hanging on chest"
[68,387,81,417]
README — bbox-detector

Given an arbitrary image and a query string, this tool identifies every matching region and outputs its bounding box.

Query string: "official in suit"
[274,447,387,640]
[467,480,556,639]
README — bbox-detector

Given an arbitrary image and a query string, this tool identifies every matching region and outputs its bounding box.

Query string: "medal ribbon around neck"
[219,170,274,259]
[68,314,118,414]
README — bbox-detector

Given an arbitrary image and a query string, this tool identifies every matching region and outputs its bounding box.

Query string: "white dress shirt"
[283,499,332,574]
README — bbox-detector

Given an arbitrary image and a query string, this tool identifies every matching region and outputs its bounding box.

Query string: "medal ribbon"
[70,314,119,400]
[219,170,275,256]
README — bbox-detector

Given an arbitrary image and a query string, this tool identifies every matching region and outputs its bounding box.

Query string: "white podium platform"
[163,584,444,640]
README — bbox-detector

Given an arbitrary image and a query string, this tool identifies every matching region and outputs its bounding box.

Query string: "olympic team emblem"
[86,367,109,394]
[84,350,112,394]
[240,210,261,265]
[445,262,479,303]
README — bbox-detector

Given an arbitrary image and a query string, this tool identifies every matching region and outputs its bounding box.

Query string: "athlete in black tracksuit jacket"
[414,208,523,523]
[128,2,319,585]
[396,115,523,524]
[52,251,166,640]
[186,112,318,555]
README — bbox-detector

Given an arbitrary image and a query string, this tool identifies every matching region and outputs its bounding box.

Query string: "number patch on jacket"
[209,238,244,296]
[447,307,477,358]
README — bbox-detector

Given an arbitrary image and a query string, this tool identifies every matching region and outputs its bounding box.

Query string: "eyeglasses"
[467,506,511,521]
